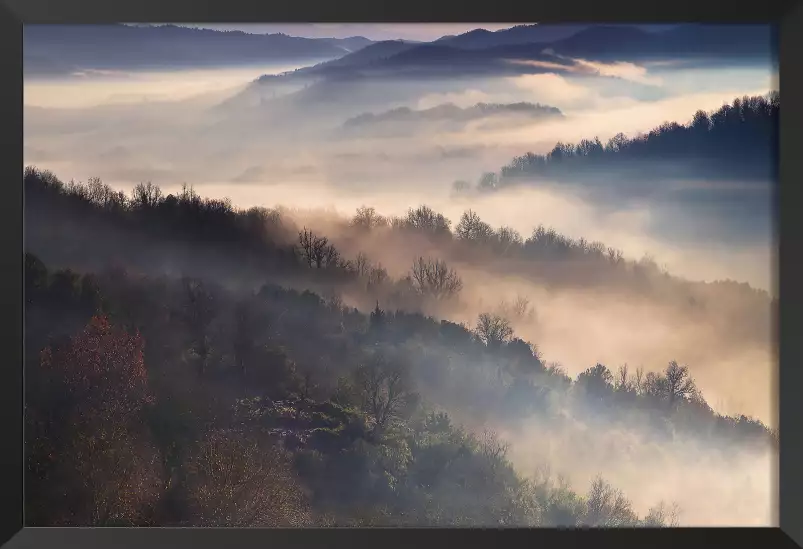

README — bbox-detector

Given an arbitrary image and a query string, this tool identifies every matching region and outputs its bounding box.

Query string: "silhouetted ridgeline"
[250,24,773,85]
[25,244,775,526]
[494,93,778,186]
[24,24,368,76]
[24,167,773,342]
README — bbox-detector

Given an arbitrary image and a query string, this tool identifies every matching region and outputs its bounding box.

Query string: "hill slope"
[494,93,778,186]
[23,168,777,527]
[24,24,368,76]
[246,23,774,87]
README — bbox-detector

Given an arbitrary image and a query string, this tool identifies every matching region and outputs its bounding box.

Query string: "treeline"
[24,168,468,314]
[492,93,778,185]
[25,167,771,327]
[25,250,775,526]
[351,204,771,338]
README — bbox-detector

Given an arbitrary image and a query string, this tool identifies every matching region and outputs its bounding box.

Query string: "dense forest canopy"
[25,166,772,309]
[490,93,778,187]
[25,168,777,527]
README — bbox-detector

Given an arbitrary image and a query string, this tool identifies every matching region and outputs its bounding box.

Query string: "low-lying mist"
[24,78,776,288]
[24,168,777,526]
[500,418,777,526]
[23,62,323,109]
[259,203,775,424]
[23,53,778,526]
[167,181,774,292]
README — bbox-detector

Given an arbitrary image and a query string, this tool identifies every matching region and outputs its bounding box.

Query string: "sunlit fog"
[24,23,778,529]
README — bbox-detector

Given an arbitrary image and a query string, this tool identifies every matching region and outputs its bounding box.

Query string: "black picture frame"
[3,1,801,547]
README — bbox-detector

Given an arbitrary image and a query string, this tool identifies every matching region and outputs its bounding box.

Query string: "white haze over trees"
[23,23,778,528]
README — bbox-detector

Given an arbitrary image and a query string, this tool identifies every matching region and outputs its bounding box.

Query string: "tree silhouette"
[355,354,419,437]
[410,257,463,299]
[583,476,638,527]
[131,182,164,210]
[576,364,614,400]
[475,313,514,350]
[664,360,698,405]
[499,93,778,184]
[455,210,494,243]
[352,206,387,230]
[403,205,451,237]
[369,301,386,333]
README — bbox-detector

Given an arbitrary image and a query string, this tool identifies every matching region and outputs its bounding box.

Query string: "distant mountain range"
[543,24,774,61]
[243,23,774,95]
[435,24,591,49]
[24,24,375,76]
[25,23,774,81]
[433,23,678,50]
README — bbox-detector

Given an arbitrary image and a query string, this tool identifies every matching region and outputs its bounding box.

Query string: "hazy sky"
[178,23,527,41]
[166,23,680,42]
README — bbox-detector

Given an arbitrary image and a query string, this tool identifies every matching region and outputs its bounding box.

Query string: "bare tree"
[84,177,127,211]
[131,182,164,210]
[633,366,645,394]
[477,429,510,474]
[615,364,632,392]
[354,252,371,278]
[475,313,514,350]
[584,476,638,527]
[641,501,680,527]
[494,226,523,254]
[355,355,418,436]
[389,216,406,230]
[664,360,697,405]
[495,295,534,324]
[640,362,697,406]
[410,257,463,299]
[403,205,451,236]
[184,430,311,527]
[642,371,667,398]
[512,295,534,321]
[367,264,389,289]
[297,228,316,268]
[297,229,340,269]
[312,239,340,269]
[455,210,494,243]
[352,206,387,230]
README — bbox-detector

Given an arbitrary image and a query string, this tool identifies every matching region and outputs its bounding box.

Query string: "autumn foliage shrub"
[28,315,163,525]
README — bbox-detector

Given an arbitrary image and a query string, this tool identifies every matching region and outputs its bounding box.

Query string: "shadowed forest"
[24,22,778,528]
[25,164,776,527]
[493,93,777,186]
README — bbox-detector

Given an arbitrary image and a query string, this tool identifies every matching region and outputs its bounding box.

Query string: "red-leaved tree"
[30,315,164,526]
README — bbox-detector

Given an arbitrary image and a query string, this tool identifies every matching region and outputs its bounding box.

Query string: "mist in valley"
[23,24,778,528]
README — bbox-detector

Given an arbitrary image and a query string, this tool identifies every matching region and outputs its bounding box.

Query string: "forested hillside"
[492,94,778,186]
[25,169,776,527]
